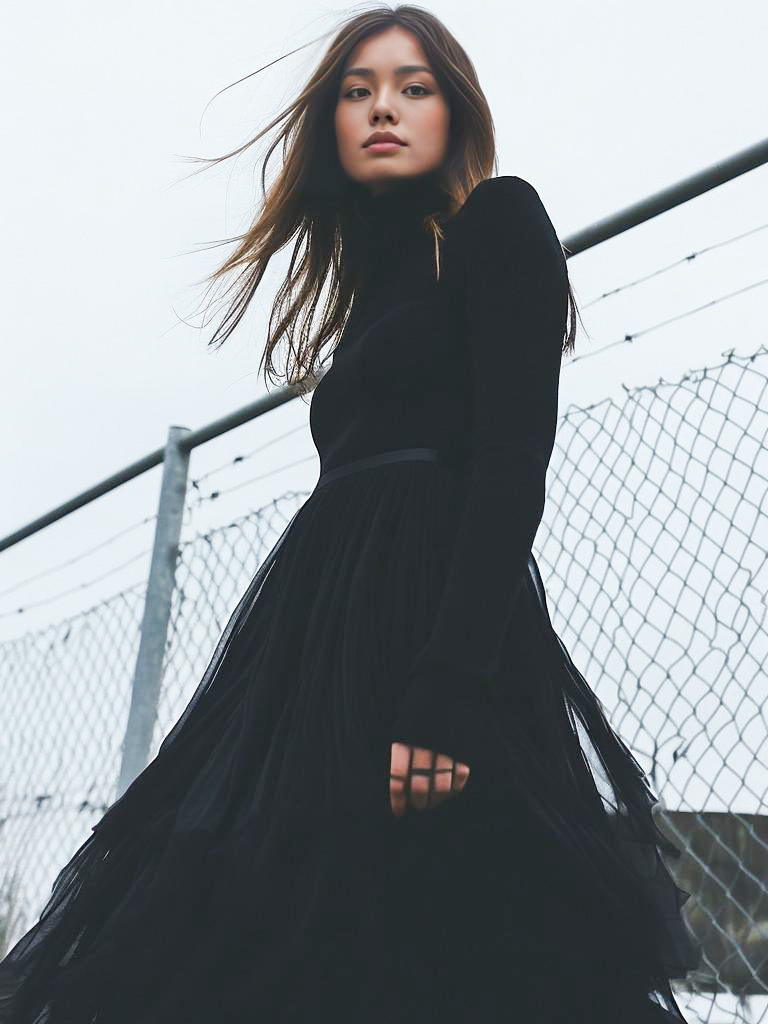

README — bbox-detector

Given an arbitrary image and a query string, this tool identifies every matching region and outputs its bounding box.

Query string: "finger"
[428,753,455,806]
[390,768,408,818]
[409,745,434,773]
[408,746,435,812]
[452,761,470,792]
[389,742,412,818]
[390,742,412,782]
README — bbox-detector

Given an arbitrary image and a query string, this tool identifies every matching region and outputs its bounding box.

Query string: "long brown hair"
[183,5,581,394]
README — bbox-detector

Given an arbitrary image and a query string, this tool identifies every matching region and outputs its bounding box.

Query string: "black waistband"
[316,447,457,490]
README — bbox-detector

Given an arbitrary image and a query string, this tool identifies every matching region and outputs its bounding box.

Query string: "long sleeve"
[390,175,569,764]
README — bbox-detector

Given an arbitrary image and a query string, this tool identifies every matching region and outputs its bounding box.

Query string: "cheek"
[334,107,353,154]
[421,104,451,154]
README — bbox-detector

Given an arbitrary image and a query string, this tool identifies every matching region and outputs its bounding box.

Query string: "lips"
[364,132,405,147]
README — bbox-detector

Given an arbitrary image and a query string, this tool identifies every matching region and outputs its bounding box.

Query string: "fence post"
[116,424,191,799]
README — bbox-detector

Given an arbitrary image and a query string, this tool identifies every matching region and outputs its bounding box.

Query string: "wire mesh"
[154,489,311,755]
[538,345,768,1021]
[0,585,146,944]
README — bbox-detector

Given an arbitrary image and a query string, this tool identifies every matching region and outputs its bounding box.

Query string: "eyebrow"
[341,65,434,79]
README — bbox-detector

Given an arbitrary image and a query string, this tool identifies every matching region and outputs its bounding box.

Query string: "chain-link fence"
[154,489,310,754]
[0,585,146,942]
[540,344,768,1022]
[1,343,766,1023]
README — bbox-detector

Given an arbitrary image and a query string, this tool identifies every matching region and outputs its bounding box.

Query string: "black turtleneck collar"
[349,169,450,234]
[343,170,452,295]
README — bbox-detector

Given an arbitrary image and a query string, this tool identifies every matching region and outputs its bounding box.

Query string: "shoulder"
[462,174,541,213]
[449,175,564,265]
[454,175,559,237]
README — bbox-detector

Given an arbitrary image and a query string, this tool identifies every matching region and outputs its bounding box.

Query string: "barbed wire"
[0,513,158,602]
[564,277,768,368]
[184,451,318,510]
[579,221,768,309]
[0,551,152,622]
[188,421,308,490]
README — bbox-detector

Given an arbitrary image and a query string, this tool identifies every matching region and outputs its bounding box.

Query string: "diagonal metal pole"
[116,424,191,799]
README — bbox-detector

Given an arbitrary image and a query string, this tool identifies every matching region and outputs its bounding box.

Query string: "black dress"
[0,172,701,1023]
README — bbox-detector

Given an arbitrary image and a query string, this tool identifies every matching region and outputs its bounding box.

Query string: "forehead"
[341,26,432,77]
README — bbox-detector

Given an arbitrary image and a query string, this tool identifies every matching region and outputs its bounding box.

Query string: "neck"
[345,170,450,290]
[351,170,448,230]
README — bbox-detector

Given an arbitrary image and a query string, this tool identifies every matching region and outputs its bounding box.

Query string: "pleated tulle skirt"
[0,449,701,1024]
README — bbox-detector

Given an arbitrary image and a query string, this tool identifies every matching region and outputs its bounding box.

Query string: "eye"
[404,84,432,97]
[342,84,434,100]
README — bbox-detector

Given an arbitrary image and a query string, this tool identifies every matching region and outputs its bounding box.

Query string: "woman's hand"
[389,742,470,818]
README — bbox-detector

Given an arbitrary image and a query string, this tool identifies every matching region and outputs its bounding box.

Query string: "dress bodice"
[310,171,570,761]
[309,170,470,473]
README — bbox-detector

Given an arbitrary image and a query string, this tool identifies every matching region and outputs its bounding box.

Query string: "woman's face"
[335,26,451,196]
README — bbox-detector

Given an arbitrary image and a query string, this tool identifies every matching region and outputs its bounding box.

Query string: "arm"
[390,175,569,764]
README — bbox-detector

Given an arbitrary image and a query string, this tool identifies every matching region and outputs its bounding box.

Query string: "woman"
[0,6,701,1023]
